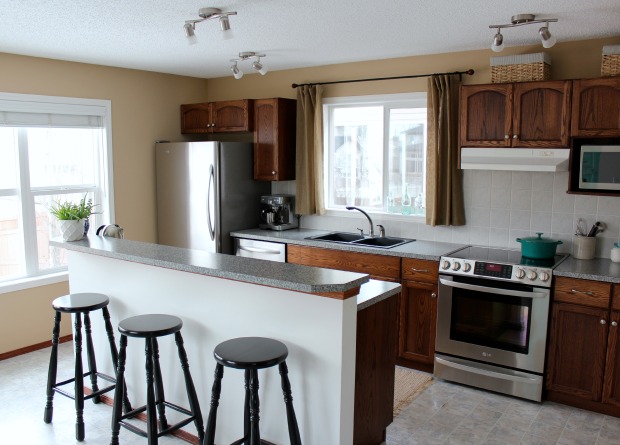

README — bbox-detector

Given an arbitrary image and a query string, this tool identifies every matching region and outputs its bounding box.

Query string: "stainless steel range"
[434,247,568,402]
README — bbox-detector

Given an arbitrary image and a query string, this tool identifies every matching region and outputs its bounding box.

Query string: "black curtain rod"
[291,69,475,88]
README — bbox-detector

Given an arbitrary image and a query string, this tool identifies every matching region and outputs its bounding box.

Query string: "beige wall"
[0,53,208,354]
[1,35,619,354]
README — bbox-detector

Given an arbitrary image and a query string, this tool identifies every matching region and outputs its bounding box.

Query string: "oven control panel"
[440,257,553,287]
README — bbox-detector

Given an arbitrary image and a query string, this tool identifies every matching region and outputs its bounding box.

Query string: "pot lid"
[517,232,562,244]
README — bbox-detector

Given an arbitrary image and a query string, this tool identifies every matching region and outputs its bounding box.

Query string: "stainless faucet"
[346,206,374,237]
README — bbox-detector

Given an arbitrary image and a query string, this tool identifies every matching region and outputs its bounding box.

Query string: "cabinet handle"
[411,268,429,273]
[431,292,437,298]
[504,134,510,139]
[601,319,607,325]
[272,171,276,175]
[513,134,518,139]
[571,289,594,296]
[612,321,618,327]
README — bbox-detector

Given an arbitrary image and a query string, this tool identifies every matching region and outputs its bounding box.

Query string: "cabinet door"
[398,280,437,368]
[460,84,512,147]
[603,310,620,407]
[212,99,252,132]
[254,98,296,181]
[546,302,609,401]
[571,77,620,137]
[513,81,571,147]
[180,103,212,134]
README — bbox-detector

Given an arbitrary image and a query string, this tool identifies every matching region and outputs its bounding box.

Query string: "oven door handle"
[439,278,548,299]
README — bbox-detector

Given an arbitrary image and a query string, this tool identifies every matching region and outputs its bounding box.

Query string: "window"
[0,93,113,290]
[323,93,427,217]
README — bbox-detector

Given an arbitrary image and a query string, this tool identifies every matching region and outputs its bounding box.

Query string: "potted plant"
[48,195,99,241]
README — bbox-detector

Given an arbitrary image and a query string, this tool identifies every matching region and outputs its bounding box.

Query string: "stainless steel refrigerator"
[155,141,271,254]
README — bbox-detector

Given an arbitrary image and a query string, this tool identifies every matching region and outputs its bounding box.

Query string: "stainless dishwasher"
[234,238,286,262]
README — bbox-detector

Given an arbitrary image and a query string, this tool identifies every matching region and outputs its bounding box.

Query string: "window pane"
[387,108,426,215]
[0,128,18,189]
[0,197,24,281]
[28,128,99,188]
[330,106,384,208]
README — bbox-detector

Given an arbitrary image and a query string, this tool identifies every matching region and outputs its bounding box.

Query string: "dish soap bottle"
[401,184,411,215]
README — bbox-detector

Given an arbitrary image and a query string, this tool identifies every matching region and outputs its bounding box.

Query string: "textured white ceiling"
[0,0,618,79]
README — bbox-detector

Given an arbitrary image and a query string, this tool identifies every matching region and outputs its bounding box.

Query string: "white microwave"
[579,145,620,190]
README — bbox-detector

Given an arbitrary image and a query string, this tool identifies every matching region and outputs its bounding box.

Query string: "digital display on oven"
[474,262,513,279]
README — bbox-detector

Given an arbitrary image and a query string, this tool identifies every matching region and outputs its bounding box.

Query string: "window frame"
[322,92,427,221]
[0,92,114,294]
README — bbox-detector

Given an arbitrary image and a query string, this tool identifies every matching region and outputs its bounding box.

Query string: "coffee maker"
[259,195,298,231]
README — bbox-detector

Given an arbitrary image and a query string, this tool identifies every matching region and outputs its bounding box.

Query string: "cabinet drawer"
[287,245,401,281]
[554,276,612,309]
[401,258,439,283]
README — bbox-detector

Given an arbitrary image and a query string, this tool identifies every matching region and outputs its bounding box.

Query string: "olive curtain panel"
[295,84,325,215]
[425,74,466,226]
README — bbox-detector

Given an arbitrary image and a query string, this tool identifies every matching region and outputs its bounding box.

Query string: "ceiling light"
[229,52,268,79]
[183,7,237,44]
[230,63,243,80]
[488,14,558,52]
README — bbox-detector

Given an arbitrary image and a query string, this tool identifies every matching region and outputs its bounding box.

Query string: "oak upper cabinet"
[546,277,620,415]
[571,77,620,137]
[398,258,439,372]
[253,98,297,181]
[460,81,571,148]
[180,99,253,134]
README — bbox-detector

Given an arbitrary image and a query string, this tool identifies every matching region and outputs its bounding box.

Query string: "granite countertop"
[231,228,468,261]
[357,280,401,311]
[553,256,620,284]
[51,236,370,295]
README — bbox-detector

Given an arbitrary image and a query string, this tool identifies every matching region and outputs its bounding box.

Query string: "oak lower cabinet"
[398,258,439,373]
[253,98,296,181]
[546,276,620,416]
[180,99,253,134]
[571,77,620,137]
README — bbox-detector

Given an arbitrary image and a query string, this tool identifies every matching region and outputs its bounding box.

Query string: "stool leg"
[151,337,169,431]
[44,311,61,423]
[145,338,158,445]
[74,312,86,441]
[110,335,127,445]
[243,369,251,445]
[279,361,302,445]
[248,369,261,445]
[102,306,132,413]
[83,311,100,404]
[174,332,205,443]
[203,363,224,445]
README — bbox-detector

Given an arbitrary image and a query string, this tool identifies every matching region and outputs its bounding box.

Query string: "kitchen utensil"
[576,218,587,236]
[516,232,563,259]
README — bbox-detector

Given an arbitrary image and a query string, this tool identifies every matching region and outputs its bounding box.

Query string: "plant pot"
[516,232,562,259]
[58,219,85,242]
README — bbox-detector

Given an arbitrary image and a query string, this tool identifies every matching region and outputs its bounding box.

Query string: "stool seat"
[214,337,288,370]
[52,292,109,313]
[118,314,183,338]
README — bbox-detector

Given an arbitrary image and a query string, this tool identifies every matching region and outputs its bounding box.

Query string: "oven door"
[436,275,550,374]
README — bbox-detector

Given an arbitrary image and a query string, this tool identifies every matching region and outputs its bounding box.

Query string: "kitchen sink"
[305,232,414,249]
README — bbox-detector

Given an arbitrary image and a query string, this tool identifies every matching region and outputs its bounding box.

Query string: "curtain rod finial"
[466,69,475,75]
[291,83,299,88]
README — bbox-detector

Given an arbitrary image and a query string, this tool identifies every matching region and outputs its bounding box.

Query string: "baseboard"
[0,334,73,361]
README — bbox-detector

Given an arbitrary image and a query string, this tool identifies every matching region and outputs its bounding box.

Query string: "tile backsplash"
[272,170,620,259]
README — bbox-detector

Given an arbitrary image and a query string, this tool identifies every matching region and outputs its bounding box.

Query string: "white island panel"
[68,251,357,445]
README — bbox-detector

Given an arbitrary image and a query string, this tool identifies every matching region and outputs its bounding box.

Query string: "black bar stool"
[110,314,204,445]
[203,336,302,445]
[43,292,131,441]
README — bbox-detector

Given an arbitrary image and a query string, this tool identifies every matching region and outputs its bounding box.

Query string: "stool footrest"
[119,401,198,438]
[52,372,116,400]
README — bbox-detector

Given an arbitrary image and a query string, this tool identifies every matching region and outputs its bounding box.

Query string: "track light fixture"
[489,14,558,52]
[183,7,236,45]
[229,52,268,79]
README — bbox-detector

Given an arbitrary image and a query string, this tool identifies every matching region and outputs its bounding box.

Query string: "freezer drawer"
[235,238,286,262]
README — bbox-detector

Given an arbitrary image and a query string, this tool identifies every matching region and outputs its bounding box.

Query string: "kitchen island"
[51,236,401,445]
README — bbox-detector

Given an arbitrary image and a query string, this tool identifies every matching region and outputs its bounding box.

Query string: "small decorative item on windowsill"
[48,195,100,241]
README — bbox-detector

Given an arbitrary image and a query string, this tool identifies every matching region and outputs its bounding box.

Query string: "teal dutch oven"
[516,232,563,259]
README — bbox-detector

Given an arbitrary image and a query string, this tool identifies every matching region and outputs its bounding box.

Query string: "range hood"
[460,148,570,172]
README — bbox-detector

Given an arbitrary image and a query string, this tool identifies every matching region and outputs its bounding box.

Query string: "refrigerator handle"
[207,164,215,241]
